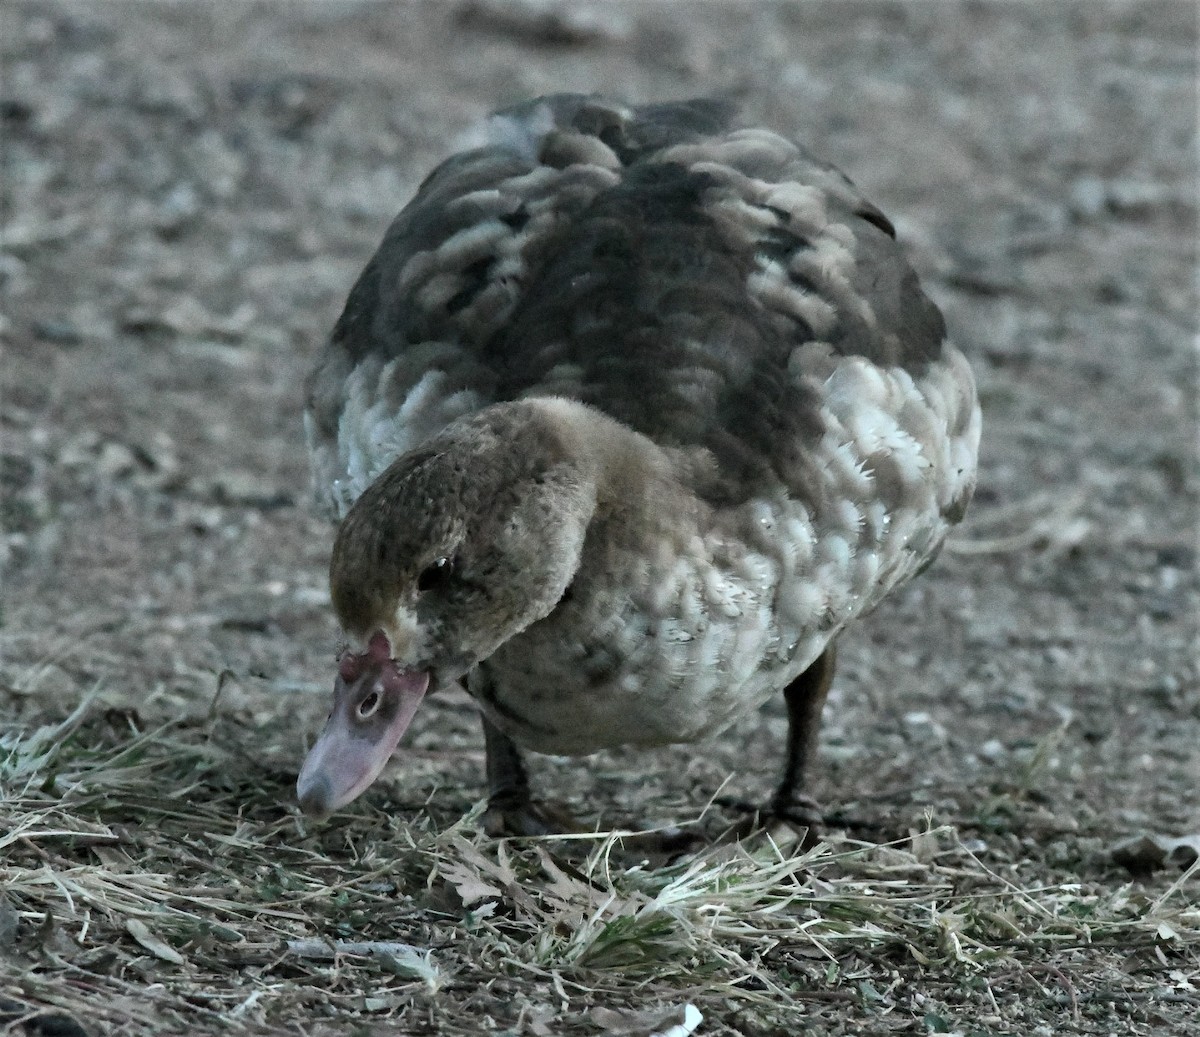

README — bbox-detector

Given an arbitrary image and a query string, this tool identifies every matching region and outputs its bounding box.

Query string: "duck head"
[297,402,597,817]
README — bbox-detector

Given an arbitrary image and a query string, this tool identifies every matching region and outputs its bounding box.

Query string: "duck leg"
[769,642,836,827]
[469,664,584,836]
[478,713,582,837]
[481,716,538,834]
[719,643,835,842]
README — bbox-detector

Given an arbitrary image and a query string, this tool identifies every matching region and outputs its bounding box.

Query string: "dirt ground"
[2,2,1197,1035]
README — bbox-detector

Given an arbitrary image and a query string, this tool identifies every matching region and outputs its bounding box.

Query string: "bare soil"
[2,2,1197,1035]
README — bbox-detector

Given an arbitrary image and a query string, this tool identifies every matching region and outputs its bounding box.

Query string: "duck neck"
[522,396,704,541]
[524,396,672,499]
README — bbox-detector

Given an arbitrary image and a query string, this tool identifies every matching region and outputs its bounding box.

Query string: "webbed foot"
[717,792,824,847]
[482,792,584,837]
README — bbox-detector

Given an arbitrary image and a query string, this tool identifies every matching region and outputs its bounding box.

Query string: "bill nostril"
[339,652,361,682]
[358,691,380,719]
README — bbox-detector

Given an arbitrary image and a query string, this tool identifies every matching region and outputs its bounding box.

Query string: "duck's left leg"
[719,644,835,843]
[768,642,836,827]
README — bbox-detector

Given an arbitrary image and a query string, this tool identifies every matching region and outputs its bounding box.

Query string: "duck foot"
[716,793,825,848]
[481,796,707,863]
[482,793,584,837]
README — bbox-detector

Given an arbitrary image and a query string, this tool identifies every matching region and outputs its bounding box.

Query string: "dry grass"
[2,683,1197,1036]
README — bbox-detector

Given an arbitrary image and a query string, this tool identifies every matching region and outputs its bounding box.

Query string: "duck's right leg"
[472,665,583,836]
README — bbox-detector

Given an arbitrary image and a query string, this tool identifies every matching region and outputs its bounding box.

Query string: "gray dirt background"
[2,1,1197,1034]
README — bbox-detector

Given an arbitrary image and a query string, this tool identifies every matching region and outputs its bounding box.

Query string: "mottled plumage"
[297,95,980,834]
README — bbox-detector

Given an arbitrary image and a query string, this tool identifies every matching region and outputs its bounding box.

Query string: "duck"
[295,94,980,837]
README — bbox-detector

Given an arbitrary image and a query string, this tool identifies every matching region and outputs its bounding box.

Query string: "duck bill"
[296,668,430,818]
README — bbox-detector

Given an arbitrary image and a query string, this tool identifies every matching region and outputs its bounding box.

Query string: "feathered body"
[298,95,979,823]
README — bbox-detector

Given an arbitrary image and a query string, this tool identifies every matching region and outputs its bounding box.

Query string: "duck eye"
[417,556,455,593]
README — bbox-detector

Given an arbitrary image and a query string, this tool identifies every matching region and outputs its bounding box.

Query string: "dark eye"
[417,556,455,593]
